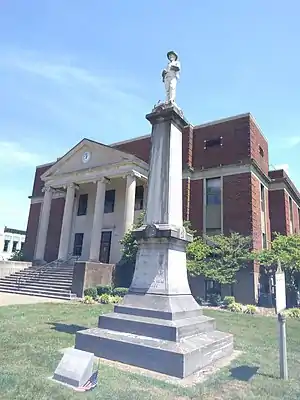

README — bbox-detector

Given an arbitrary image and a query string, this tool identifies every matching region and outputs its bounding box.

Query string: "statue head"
[167,51,178,61]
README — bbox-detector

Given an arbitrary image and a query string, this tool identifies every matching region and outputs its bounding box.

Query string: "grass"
[0,303,300,400]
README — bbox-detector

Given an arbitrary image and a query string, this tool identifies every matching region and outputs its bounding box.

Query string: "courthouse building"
[23,112,300,304]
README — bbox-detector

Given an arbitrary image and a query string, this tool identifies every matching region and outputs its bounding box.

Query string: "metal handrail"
[17,252,79,289]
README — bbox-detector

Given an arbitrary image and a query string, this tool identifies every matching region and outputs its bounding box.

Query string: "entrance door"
[99,231,112,263]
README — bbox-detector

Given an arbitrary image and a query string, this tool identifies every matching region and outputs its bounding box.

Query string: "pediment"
[41,139,143,179]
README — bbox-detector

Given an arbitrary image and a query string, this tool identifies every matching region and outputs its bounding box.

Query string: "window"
[73,233,84,257]
[3,240,9,252]
[12,241,18,252]
[206,228,222,236]
[99,231,112,263]
[77,194,88,216]
[205,178,222,235]
[206,178,221,205]
[260,184,265,213]
[259,146,264,157]
[135,186,144,210]
[262,233,267,249]
[104,190,115,213]
[204,137,222,149]
[20,242,24,251]
[205,280,221,300]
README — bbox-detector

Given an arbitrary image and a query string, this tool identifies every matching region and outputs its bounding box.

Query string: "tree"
[187,232,253,285]
[252,233,300,305]
[252,232,300,273]
[9,249,25,261]
[120,210,145,263]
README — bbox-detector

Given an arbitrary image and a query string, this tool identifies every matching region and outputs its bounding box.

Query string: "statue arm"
[170,61,180,72]
[162,69,167,81]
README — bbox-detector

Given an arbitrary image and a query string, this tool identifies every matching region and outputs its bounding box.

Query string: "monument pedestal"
[75,103,233,378]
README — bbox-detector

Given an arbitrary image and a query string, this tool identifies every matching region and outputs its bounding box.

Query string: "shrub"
[96,285,112,296]
[207,293,222,307]
[110,295,123,304]
[195,297,204,305]
[223,296,235,307]
[284,308,300,319]
[244,304,257,314]
[227,302,243,313]
[83,295,95,304]
[112,287,128,297]
[84,287,97,299]
[98,293,111,304]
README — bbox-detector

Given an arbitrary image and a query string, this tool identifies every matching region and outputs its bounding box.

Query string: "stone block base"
[75,295,233,379]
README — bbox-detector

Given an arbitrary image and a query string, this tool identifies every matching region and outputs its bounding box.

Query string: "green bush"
[244,304,257,314]
[84,287,97,299]
[223,296,235,307]
[82,295,95,304]
[195,297,204,305]
[110,295,123,304]
[227,302,243,313]
[96,285,112,296]
[112,287,128,297]
[284,308,300,319]
[207,293,222,306]
[98,293,111,304]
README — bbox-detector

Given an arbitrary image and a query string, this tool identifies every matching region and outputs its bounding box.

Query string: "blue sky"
[0,1,300,230]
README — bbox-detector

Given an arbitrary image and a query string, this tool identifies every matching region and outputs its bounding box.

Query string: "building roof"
[4,227,26,235]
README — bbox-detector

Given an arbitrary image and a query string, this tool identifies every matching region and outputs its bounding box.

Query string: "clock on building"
[82,151,91,163]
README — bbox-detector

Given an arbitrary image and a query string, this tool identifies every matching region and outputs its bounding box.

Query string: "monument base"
[75,293,233,378]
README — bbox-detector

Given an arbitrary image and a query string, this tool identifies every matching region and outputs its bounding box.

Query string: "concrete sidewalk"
[0,293,67,306]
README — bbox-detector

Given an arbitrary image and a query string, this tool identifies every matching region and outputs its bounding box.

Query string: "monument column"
[74,51,233,381]
[123,173,136,233]
[89,178,107,261]
[34,186,53,263]
[58,183,77,260]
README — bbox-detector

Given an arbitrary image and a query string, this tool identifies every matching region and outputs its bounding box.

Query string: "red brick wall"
[192,116,250,169]
[23,203,41,261]
[32,164,54,197]
[113,137,151,163]
[223,173,252,237]
[44,198,65,262]
[249,118,269,175]
[182,178,191,222]
[291,197,300,234]
[251,175,262,251]
[264,188,271,247]
[189,179,203,234]
[182,125,193,168]
[269,190,288,235]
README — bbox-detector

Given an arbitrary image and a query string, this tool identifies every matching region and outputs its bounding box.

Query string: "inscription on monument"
[131,247,167,291]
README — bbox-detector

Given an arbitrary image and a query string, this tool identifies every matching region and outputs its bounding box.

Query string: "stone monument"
[75,51,233,378]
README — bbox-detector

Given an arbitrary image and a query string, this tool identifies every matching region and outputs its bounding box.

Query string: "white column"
[58,183,77,260]
[35,186,53,261]
[143,182,148,209]
[124,173,136,233]
[89,178,107,261]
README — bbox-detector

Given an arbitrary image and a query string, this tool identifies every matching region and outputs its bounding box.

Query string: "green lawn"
[0,303,300,400]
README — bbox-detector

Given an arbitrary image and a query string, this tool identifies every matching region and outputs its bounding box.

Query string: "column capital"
[123,172,137,180]
[42,185,55,194]
[63,183,79,190]
[95,177,110,185]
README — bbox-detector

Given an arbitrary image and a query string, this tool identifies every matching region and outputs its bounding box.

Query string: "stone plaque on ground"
[53,348,94,388]
[275,260,286,314]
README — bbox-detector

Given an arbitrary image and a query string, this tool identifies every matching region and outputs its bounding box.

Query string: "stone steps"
[0,263,76,300]
[98,312,216,341]
[0,286,76,300]
[0,281,71,292]
[75,326,233,378]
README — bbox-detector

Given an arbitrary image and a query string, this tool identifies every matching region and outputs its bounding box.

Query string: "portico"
[33,139,148,265]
